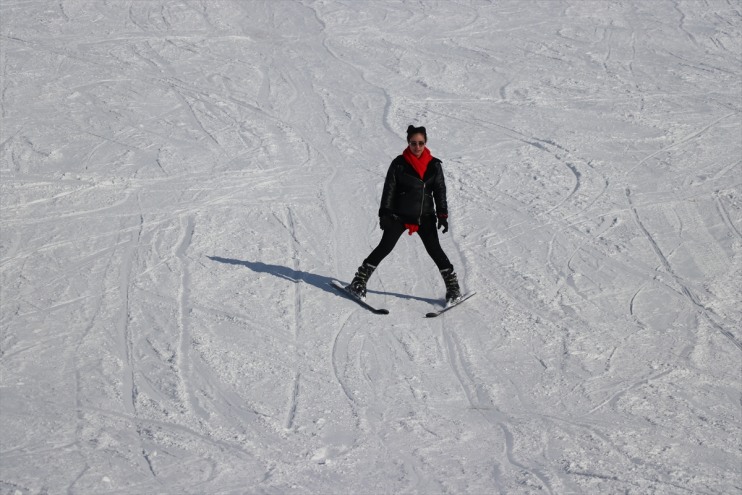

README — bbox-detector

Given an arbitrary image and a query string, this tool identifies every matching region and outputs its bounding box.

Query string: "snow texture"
[1,0,741,494]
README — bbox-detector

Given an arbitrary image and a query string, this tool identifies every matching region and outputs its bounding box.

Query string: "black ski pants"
[364,215,453,271]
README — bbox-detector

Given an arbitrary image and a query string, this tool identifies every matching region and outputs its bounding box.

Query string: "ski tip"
[425,312,438,318]
[378,309,391,315]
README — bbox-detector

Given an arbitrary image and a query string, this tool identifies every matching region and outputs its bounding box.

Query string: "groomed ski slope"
[1,1,741,493]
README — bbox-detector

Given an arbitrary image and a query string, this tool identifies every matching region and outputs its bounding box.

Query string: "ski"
[425,292,476,318]
[329,281,389,315]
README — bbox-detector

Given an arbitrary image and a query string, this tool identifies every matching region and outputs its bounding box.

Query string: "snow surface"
[1,0,741,493]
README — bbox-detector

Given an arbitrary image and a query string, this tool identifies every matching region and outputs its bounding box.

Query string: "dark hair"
[406,125,427,142]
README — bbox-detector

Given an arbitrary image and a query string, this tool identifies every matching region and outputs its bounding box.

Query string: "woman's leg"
[417,217,453,271]
[418,217,460,301]
[364,221,406,266]
[347,221,406,297]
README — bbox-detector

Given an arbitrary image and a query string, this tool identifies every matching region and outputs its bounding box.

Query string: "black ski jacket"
[378,155,448,224]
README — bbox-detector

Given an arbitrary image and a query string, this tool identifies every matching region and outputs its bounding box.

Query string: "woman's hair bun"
[406,125,427,141]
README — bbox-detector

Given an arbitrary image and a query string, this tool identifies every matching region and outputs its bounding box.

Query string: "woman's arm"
[378,159,399,217]
[432,160,448,217]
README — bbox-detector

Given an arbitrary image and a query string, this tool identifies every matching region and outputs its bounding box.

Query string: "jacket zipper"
[417,179,425,225]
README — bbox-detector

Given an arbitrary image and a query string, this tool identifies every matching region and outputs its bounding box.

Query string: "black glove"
[437,215,449,233]
[380,214,400,231]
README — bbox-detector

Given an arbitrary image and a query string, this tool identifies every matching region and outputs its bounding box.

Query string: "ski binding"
[329,281,389,315]
[425,292,476,318]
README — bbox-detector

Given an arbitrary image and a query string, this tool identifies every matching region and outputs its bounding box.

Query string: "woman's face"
[408,133,426,158]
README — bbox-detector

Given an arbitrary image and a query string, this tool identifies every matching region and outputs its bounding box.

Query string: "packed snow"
[1,0,741,493]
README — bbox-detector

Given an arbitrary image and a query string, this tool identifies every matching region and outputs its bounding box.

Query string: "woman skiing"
[347,125,462,304]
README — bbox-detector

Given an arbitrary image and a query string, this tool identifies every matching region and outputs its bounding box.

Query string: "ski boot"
[347,262,376,300]
[440,267,461,305]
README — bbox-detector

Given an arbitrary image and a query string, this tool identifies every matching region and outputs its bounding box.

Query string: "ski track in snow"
[1,0,741,494]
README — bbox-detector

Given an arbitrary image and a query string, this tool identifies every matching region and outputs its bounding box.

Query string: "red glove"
[404,223,419,235]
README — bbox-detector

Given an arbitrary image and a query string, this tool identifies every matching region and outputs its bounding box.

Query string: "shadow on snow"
[207,256,438,304]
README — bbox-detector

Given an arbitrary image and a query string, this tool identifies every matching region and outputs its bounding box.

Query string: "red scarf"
[401,146,433,234]
[403,146,432,179]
